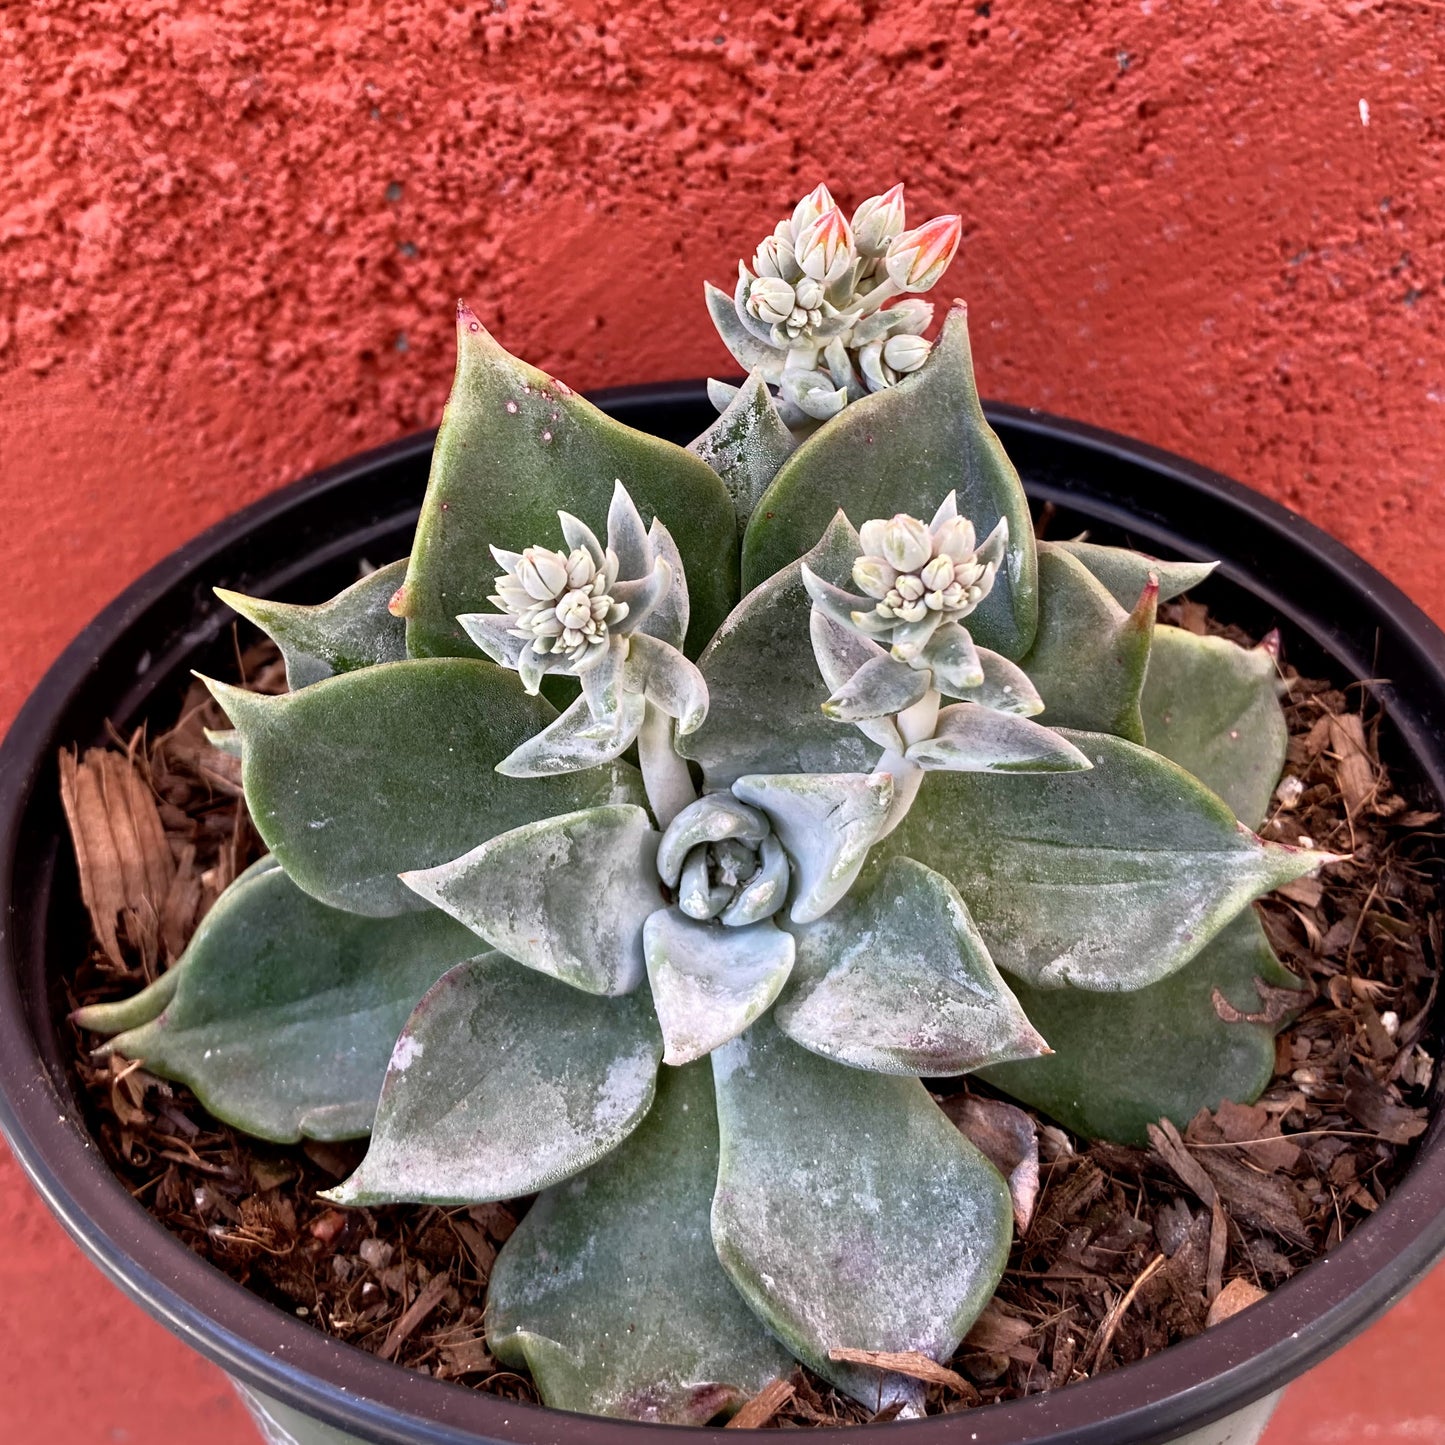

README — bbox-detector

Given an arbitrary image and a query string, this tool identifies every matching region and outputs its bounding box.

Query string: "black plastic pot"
[2,385,1442,1445]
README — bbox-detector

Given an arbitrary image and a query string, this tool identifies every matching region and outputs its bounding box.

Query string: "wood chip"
[1205,1277,1268,1327]
[59,746,176,969]
[1343,1069,1429,1144]
[826,1349,972,1393]
[726,1377,795,1429]
[378,1272,451,1361]
[1327,713,1377,817]
[1083,1254,1166,1370]
[963,1302,1039,1365]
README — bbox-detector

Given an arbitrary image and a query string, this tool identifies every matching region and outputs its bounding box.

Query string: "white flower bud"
[794,208,855,285]
[852,557,898,599]
[794,276,824,309]
[932,516,977,562]
[884,215,963,292]
[920,555,955,591]
[877,515,933,573]
[790,182,837,240]
[556,590,594,630]
[851,183,906,258]
[882,332,931,373]
[746,275,796,325]
[519,548,569,601]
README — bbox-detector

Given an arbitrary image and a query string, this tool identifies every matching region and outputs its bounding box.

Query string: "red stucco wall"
[2,2,1443,1441]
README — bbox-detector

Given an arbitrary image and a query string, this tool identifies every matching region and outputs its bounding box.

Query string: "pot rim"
[2,385,1443,1445]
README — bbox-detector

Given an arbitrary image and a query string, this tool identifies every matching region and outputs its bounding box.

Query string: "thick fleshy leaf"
[216,559,409,690]
[885,730,1331,992]
[624,632,708,734]
[982,908,1299,1145]
[487,1061,793,1423]
[680,513,881,787]
[643,908,796,1065]
[207,658,639,916]
[400,806,661,996]
[1018,542,1155,742]
[732,772,894,924]
[497,687,646,778]
[99,866,479,1142]
[704,280,785,381]
[741,304,1038,659]
[656,795,771,887]
[639,518,689,651]
[777,857,1048,1076]
[1055,540,1217,610]
[711,1015,1013,1409]
[326,954,662,1205]
[905,703,1093,774]
[918,619,984,695]
[809,612,904,752]
[1141,625,1288,830]
[399,307,737,661]
[822,652,930,722]
[689,370,797,534]
[969,650,1046,714]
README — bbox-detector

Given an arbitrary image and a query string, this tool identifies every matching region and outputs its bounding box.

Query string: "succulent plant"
[78,184,1329,1425]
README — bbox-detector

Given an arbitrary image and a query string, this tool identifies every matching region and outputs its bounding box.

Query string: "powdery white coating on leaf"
[400,805,661,996]
[689,370,798,534]
[206,658,642,916]
[680,513,880,788]
[326,954,662,1206]
[1140,624,1289,831]
[709,1015,1013,1408]
[732,771,894,924]
[884,730,1331,992]
[982,906,1298,1146]
[390,1034,424,1071]
[904,703,1092,774]
[643,908,796,1064]
[102,866,478,1143]
[777,856,1048,1075]
[488,1061,792,1423]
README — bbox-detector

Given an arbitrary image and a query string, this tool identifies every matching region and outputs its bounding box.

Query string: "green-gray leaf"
[741,304,1038,659]
[216,559,409,690]
[885,730,1329,992]
[1018,542,1155,742]
[679,513,880,788]
[206,658,640,917]
[777,857,1048,1076]
[981,907,1300,1145]
[711,1015,1012,1410]
[688,370,797,535]
[643,908,795,1065]
[326,954,663,1206]
[401,806,662,996]
[100,866,479,1142]
[1054,540,1216,610]
[399,308,737,661]
[488,1060,794,1424]
[1141,625,1288,830]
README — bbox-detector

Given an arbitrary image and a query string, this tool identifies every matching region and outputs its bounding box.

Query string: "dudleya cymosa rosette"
[78,181,1326,1426]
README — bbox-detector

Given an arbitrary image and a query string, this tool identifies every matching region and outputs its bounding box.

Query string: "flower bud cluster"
[726,183,963,424]
[491,544,628,668]
[853,513,991,624]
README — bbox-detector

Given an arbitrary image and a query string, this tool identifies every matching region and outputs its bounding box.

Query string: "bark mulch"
[58,615,1439,1426]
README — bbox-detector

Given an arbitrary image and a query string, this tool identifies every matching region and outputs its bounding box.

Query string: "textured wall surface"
[2,1,1443,1440]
